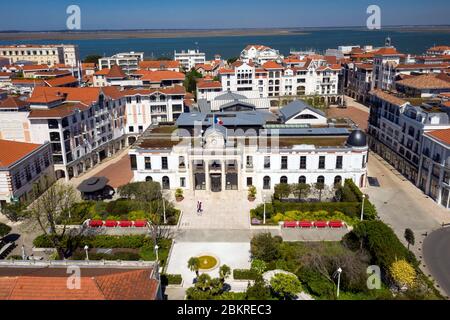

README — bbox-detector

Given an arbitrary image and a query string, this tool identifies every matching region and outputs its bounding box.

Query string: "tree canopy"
[83,54,102,64]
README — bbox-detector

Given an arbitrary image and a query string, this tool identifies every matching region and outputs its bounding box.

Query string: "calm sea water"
[1,29,450,60]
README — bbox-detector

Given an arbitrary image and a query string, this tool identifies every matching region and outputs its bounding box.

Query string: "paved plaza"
[176,190,253,230]
[165,242,251,289]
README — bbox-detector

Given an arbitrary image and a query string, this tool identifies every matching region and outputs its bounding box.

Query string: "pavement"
[327,96,370,131]
[423,227,450,298]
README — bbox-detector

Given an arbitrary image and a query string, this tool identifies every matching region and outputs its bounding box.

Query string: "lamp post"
[84,245,89,261]
[162,192,167,225]
[21,245,26,260]
[263,194,266,225]
[336,267,342,298]
[360,194,366,221]
[154,245,159,262]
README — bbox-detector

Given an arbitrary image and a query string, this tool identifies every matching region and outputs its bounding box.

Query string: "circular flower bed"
[197,255,219,271]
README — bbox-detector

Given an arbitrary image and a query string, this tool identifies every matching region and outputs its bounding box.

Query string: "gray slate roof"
[280,100,326,122]
[215,92,247,101]
[175,111,269,127]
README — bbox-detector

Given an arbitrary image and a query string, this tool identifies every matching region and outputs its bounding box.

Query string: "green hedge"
[0,222,12,238]
[161,274,183,286]
[233,269,259,281]
[33,234,152,249]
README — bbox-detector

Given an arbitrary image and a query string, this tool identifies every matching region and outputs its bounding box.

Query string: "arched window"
[334,176,342,186]
[280,176,288,184]
[299,176,306,184]
[317,176,325,184]
[263,176,271,190]
[145,176,153,182]
[162,176,170,190]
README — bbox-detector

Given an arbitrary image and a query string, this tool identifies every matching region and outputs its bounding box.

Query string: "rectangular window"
[180,177,186,188]
[362,155,367,169]
[247,177,253,187]
[300,156,307,169]
[336,156,343,169]
[145,157,152,169]
[162,157,168,170]
[281,156,288,170]
[246,156,253,168]
[319,156,326,169]
[179,156,185,168]
[130,154,137,170]
[129,126,134,133]
[264,156,271,169]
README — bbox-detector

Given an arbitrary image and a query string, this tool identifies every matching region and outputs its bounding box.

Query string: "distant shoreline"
[0,26,449,41]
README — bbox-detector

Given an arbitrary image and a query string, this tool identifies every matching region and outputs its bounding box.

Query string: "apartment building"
[99,52,144,74]
[418,128,450,209]
[218,56,341,102]
[240,45,283,65]
[0,44,79,66]
[0,139,54,209]
[174,49,206,71]
[345,63,373,103]
[0,87,127,181]
[123,85,187,144]
[129,103,368,193]
[368,90,450,184]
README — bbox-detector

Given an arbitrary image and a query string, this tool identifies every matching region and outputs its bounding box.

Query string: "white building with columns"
[129,106,368,193]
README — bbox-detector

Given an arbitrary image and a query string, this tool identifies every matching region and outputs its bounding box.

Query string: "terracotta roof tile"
[0,96,29,109]
[0,139,43,167]
[426,128,450,145]
[396,73,450,90]
[369,89,408,106]
[44,75,78,87]
[139,60,180,70]
[132,70,184,82]
[262,61,283,69]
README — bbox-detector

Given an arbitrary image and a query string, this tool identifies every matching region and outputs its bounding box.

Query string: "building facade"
[0,44,79,66]
[0,139,55,210]
[99,52,144,74]
[174,49,206,71]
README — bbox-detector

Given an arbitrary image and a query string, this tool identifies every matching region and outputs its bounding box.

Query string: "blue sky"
[0,0,449,30]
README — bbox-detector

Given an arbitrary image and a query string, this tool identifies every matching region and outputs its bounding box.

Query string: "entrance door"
[210,174,222,192]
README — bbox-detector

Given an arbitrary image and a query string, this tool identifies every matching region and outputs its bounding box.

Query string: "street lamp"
[84,245,89,261]
[263,194,266,225]
[360,194,366,221]
[154,245,159,262]
[336,267,343,298]
[21,245,26,260]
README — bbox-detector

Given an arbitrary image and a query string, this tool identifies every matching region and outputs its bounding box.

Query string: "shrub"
[389,260,417,288]
[297,268,334,298]
[34,234,151,249]
[250,233,282,262]
[71,251,141,261]
[0,222,12,238]
[248,185,257,198]
[161,274,183,286]
[233,269,259,280]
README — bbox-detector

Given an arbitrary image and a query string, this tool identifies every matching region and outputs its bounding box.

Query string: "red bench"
[329,220,344,228]
[88,220,103,228]
[314,221,328,228]
[134,220,148,228]
[119,221,133,227]
[299,221,313,228]
[283,221,297,228]
[104,220,118,227]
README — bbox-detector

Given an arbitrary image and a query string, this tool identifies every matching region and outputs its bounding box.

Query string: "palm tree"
[188,257,200,277]
[196,274,212,291]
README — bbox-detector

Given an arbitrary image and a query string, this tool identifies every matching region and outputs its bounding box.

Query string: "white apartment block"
[0,87,127,181]
[123,86,186,142]
[418,128,450,209]
[219,58,341,100]
[174,49,206,71]
[0,44,79,66]
[240,45,283,65]
[0,139,55,209]
[99,52,144,74]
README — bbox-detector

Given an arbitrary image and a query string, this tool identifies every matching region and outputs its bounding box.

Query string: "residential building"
[93,65,128,87]
[123,85,187,143]
[368,89,450,184]
[129,102,368,193]
[0,87,127,181]
[0,261,162,300]
[371,47,405,90]
[345,63,373,103]
[418,128,450,209]
[130,70,185,88]
[174,49,206,71]
[0,44,79,66]
[0,139,54,210]
[240,45,283,65]
[395,73,450,98]
[426,46,450,56]
[98,52,144,74]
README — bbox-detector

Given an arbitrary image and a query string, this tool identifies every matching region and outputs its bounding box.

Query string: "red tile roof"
[396,73,450,90]
[369,89,408,106]
[28,102,90,119]
[133,70,185,83]
[30,87,101,105]
[107,65,127,79]
[197,80,222,89]
[44,75,78,87]
[0,96,29,109]
[139,60,180,70]
[0,139,43,167]
[374,47,403,56]
[426,128,450,145]
[122,85,185,96]
[262,61,283,69]
[0,268,159,300]
[21,64,49,71]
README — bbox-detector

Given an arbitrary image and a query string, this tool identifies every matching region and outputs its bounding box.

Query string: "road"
[423,228,450,298]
